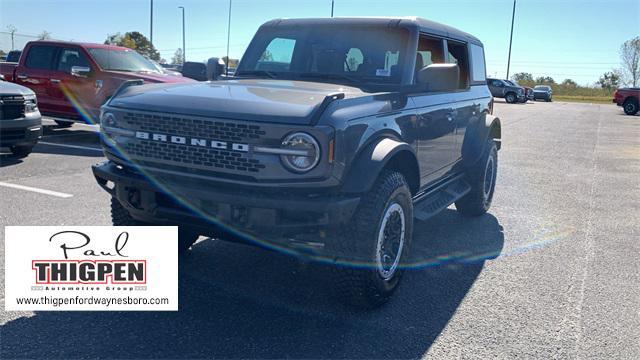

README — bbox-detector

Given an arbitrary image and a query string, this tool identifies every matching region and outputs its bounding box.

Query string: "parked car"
[533,85,553,102]
[148,58,182,77]
[180,61,207,81]
[93,17,501,308]
[0,41,194,127]
[5,50,22,63]
[613,88,639,115]
[0,79,42,158]
[487,78,525,103]
[505,80,530,103]
[524,87,534,102]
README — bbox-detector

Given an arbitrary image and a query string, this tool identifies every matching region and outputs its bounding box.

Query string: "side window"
[24,45,58,70]
[415,35,444,82]
[446,40,470,89]
[56,48,91,73]
[469,44,486,82]
[256,37,296,71]
[345,48,363,72]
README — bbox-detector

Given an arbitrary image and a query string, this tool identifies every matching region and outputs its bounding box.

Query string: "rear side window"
[446,41,469,89]
[469,44,486,82]
[56,48,91,73]
[25,45,58,70]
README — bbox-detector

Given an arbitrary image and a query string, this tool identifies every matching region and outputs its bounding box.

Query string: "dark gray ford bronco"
[93,17,501,307]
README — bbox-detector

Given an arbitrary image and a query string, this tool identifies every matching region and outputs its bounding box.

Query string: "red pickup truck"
[613,88,639,115]
[0,40,194,126]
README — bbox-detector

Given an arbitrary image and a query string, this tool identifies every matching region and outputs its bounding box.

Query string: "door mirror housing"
[71,66,91,78]
[416,64,460,92]
[206,57,226,81]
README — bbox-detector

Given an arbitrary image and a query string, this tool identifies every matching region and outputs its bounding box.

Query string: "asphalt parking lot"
[1,101,639,359]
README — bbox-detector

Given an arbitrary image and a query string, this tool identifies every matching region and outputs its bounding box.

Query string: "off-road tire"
[456,139,498,217]
[9,145,34,158]
[332,170,413,308]
[505,92,516,104]
[623,98,639,115]
[55,120,73,128]
[111,198,199,253]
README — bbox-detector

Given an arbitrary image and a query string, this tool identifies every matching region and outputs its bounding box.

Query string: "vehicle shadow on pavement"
[0,154,24,167]
[0,210,504,359]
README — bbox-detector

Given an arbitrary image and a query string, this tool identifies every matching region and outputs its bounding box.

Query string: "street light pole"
[506,0,517,79]
[150,0,154,44]
[331,0,334,17]
[179,6,186,63]
[226,0,232,76]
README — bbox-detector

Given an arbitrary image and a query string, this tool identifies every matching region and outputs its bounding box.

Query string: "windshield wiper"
[298,72,362,84]
[235,70,277,79]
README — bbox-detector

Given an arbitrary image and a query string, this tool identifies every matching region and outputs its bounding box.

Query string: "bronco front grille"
[122,141,265,173]
[122,112,266,142]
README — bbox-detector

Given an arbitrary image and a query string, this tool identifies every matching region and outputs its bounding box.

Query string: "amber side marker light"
[328,139,335,164]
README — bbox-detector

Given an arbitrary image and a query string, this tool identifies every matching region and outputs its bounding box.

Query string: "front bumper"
[92,160,360,240]
[0,112,42,147]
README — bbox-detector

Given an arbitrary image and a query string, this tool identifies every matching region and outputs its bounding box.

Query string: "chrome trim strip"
[253,146,309,156]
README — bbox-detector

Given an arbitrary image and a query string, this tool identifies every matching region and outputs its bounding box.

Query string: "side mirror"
[416,64,460,92]
[206,57,226,81]
[71,66,91,78]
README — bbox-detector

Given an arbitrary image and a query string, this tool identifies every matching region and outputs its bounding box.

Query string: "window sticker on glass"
[376,69,391,77]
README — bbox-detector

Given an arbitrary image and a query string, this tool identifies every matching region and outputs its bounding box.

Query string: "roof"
[260,17,483,46]
[26,40,133,51]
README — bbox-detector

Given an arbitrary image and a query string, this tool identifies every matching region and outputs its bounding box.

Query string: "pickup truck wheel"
[623,98,639,115]
[505,92,516,104]
[54,120,73,128]
[332,170,413,308]
[10,145,34,158]
[111,198,199,253]
[456,139,498,217]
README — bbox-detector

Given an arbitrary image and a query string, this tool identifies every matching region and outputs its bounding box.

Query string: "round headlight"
[281,132,320,173]
[101,112,117,127]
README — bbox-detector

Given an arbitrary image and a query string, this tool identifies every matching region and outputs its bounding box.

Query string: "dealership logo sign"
[5,226,178,311]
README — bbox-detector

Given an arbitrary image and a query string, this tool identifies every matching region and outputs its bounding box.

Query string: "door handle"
[51,79,61,84]
[16,74,28,80]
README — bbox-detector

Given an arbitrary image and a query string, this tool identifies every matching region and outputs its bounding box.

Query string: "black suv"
[0,79,42,158]
[93,17,501,307]
[487,78,525,103]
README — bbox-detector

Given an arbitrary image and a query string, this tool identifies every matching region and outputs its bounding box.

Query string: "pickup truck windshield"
[87,48,158,73]
[237,25,410,86]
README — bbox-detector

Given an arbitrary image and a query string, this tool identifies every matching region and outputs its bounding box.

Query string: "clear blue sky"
[1,0,639,85]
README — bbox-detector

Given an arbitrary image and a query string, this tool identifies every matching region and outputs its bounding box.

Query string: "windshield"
[535,85,551,91]
[237,25,410,86]
[88,48,158,73]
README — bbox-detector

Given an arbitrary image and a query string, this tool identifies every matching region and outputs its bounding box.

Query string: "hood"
[108,79,366,124]
[0,80,35,96]
[107,71,195,84]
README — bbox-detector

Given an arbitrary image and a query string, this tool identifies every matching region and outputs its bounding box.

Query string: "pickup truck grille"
[0,95,25,120]
[116,111,269,175]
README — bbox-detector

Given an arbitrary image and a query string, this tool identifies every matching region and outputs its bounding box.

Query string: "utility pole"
[506,0,517,79]
[226,0,232,76]
[331,0,335,17]
[7,25,17,50]
[179,6,186,63]
[150,0,154,44]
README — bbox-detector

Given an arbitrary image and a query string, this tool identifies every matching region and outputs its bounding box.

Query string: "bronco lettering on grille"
[135,131,249,152]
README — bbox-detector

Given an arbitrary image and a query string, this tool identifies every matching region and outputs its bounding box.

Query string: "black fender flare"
[341,138,419,194]
[461,114,501,167]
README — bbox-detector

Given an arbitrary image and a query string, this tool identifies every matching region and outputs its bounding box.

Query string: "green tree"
[620,36,640,87]
[535,76,555,84]
[38,30,52,40]
[104,32,160,60]
[171,48,184,65]
[561,79,577,88]
[512,72,533,83]
[597,71,620,90]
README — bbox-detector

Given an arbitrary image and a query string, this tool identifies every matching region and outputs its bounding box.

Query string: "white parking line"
[0,181,73,198]
[38,142,103,153]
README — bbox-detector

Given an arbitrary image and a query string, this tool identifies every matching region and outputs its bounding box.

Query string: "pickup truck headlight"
[280,132,320,173]
[24,95,38,113]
